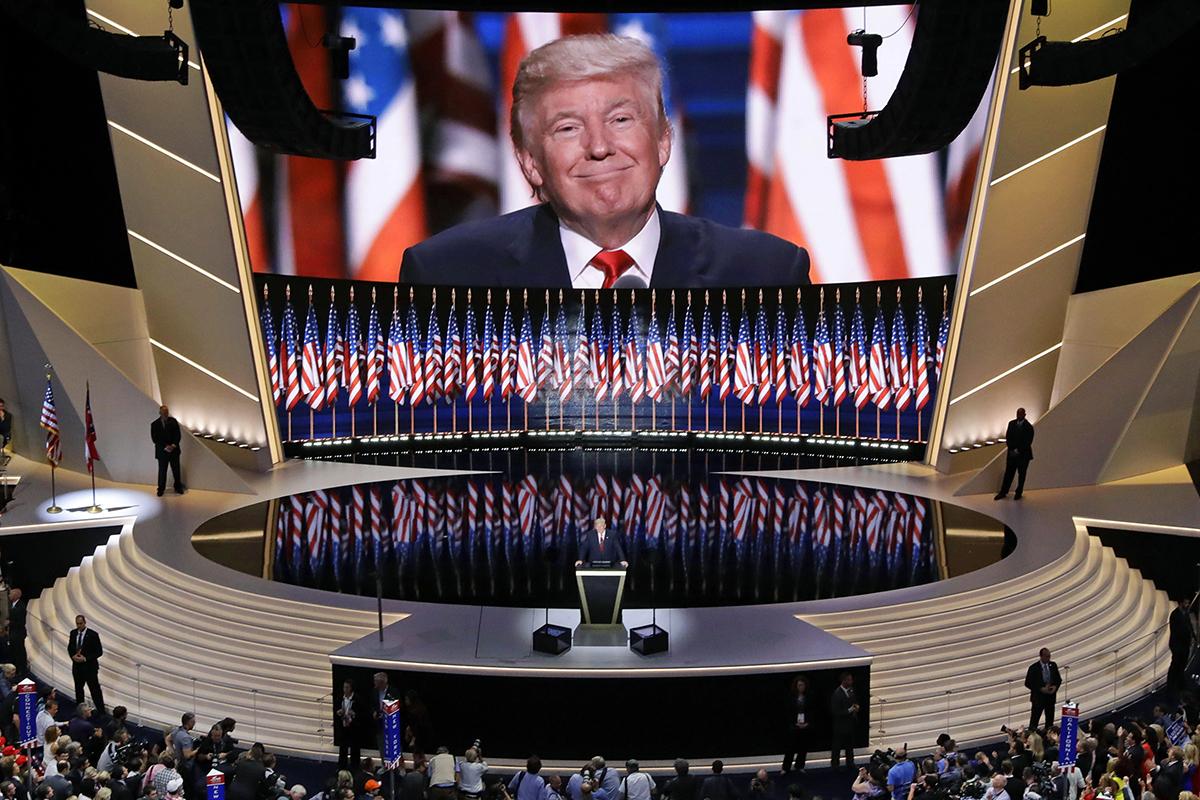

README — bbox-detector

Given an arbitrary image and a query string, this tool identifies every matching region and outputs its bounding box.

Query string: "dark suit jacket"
[578,529,626,564]
[1005,419,1034,461]
[400,204,811,289]
[1024,660,1061,702]
[1170,605,1194,654]
[7,599,26,639]
[335,692,374,745]
[151,416,182,460]
[67,628,103,668]
[830,685,858,733]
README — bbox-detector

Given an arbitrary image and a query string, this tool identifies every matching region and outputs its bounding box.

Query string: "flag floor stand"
[46,467,62,514]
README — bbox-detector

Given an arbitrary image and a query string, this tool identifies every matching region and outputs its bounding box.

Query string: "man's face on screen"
[518,72,670,242]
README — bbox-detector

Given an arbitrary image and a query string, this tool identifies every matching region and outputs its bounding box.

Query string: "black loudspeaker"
[629,624,669,656]
[533,623,572,656]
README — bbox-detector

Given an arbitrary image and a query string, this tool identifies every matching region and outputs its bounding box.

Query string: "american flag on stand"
[913,299,932,411]
[344,300,364,408]
[832,300,848,407]
[812,305,832,406]
[624,305,645,404]
[365,298,385,406]
[774,300,789,404]
[935,301,950,384]
[745,8,952,284]
[387,303,406,404]
[850,300,871,410]
[39,378,61,466]
[609,304,625,402]
[341,9,428,282]
[664,305,680,398]
[324,301,342,409]
[733,307,755,405]
[645,310,666,403]
[755,306,772,406]
[891,304,912,412]
[462,302,479,404]
[444,304,463,402]
[681,301,698,399]
[499,301,516,402]
[789,302,810,407]
[590,303,608,402]
[698,303,715,401]
[869,305,891,410]
[281,295,302,411]
[84,384,101,474]
[406,301,424,406]
[570,304,589,400]
[424,308,444,403]
[260,298,281,406]
[515,308,537,403]
[552,304,570,394]
[536,307,555,394]
[306,490,328,572]
[481,300,497,403]
[718,304,733,403]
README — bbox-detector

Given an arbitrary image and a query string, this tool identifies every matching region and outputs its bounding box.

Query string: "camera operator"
[887,747,917,800]
[907,774,949,800]
[748,770,772,800]
[959,765,988,800]
[851,766,887,800]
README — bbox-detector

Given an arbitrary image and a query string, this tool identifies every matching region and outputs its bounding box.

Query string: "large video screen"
[227,6,992,288]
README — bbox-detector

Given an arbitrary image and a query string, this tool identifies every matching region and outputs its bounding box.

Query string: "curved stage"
[3,447,1190,765]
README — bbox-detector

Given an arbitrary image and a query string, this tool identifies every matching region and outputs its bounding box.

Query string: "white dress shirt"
[561,209,662,289]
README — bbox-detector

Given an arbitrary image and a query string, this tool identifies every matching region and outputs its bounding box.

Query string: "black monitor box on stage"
[629,623,668,656]
[532,622,572,656]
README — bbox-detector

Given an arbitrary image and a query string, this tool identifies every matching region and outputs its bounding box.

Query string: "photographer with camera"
[886,746,917,800]
[851,765,888,800]
[458,746,488,800]
[908,774,950,800]
[747,770,772,800]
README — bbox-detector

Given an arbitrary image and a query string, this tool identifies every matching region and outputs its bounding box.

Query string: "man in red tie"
[400,34,809,289]
[576,517,628,568]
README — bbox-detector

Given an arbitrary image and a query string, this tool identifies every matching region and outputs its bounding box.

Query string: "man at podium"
[575,518,628,568]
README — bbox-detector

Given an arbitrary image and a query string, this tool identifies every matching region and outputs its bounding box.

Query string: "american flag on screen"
[40,378,62,467]
[341,9,428,281]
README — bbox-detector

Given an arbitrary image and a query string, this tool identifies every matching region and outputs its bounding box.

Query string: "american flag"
[342,10,428,281]
[260,296,281,406]
[832,300,848,407]
[755,306,772,406]
[935,301,950,383]
[681,300,698,398]
[306,490,328,572]
[324,300,342,409]
[812,306,832,405]
[643,476,666,548]
[40,378,61,467]
[733,308,754,405]
[552,303,570,392]
[590,302,607,402]
[773,300,789,404]
[515,308,537,403]
[623,305,644,403]
[789,302,811,406]
[444,303,463,402]
[344,300,364,408]
[387,303,406,404]
[365,298,385,405]
[891,304,912,411]
[391,482,413,553]
[571,302,590,399]
[424,307,444,403]
[610,303,626,402]
[536,307,555,393]
[499,301,516,401]
[84,383,100,474]
[850,300,871,410]
[913,299,932,411]
[350,485,367,570]
[869,305,891,410]
[481,300,497,403]
[370,486,385,564]
[281,295,302,411]
[744,8,954,284]
[462,301,479,403]
[290,493,304,574]
[698,301,715,401]
[329,488,345,571]
[664,305,681,397]
[301,302,325,410]
[717,304,733,403]
[645,309,666,402]
[406,301,424,406]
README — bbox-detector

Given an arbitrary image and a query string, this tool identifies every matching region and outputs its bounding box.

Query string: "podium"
[574,565,628,646]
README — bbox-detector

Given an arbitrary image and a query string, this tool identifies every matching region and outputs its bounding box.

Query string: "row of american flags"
[230,7,986,283]
[37,377,102,473]
[270,474,935,604]
[259,278,952,440]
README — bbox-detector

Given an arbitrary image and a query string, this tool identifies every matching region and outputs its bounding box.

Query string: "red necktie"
[590,249,635,289]
[599,534,606,553]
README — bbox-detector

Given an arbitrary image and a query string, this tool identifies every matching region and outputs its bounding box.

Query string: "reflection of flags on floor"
[342,9,428,281]
[307,490,328,572]
[745,8,950,283]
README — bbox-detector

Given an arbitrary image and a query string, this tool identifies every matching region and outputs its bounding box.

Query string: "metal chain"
[863,76,868,114]
[168,1,174,33]
[1035,14,1041,39]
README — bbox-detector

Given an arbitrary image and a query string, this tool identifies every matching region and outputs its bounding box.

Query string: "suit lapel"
[506,205,571,288]
[651,209,707,289]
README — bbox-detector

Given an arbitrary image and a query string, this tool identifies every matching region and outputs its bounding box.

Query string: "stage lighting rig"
[848,28,884,78]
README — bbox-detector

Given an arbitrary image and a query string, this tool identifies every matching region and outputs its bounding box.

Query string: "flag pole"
[285,284,294,442]
[308,285,316,440]
[349,285,357,440]
[467,290,474,435]
[48,464,61,514]
[43,368,64,513]
[86,381,101,513]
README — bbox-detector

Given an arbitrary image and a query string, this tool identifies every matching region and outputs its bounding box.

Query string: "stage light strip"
[106,120,221,183]
[331,653,873,676]
[127,230,240,293]
[1009,14,1130,74]
[149,339,260,402]
[969,233,1087,296]
[86,8,202,71]
[1075,518,1200,537]
[990,125,1106,186]
[948,341,1062,406]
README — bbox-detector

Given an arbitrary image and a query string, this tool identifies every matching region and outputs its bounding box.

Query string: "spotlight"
[847,29,883,77]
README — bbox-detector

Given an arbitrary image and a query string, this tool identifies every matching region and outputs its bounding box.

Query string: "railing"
[26,608,334,754]
[869,618,1170,748]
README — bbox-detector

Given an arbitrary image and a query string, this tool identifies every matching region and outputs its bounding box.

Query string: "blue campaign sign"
[16,679,37,746]
[1167,716,1189,746]
[382,699,403,769]
[206,769,226,800]
[1060,702,1080,766]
